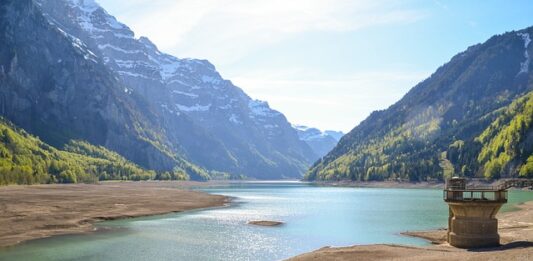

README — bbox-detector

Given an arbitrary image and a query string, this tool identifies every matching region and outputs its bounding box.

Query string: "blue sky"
[97,0,533,132]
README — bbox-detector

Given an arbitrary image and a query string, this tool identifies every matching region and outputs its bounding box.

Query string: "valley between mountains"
[0,0,341,184]
[0,0,531,185]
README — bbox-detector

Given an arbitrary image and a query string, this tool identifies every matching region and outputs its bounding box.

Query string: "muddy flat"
[0,181,228,248]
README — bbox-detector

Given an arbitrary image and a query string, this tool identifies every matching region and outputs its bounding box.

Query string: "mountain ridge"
[0,0,316,181]
[307,26,533,181]
[0,0,183,171]
[293,125,343,158]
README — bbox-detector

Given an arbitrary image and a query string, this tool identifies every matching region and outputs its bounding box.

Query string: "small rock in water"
[247,220,284,227]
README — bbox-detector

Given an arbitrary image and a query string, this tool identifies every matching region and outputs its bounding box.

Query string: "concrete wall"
[447,201,503,248]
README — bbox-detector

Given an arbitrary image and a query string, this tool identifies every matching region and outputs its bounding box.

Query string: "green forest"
[306,91,533,181]
[0,118,215,185]
[306,28,533,182]
[450,91,533,179]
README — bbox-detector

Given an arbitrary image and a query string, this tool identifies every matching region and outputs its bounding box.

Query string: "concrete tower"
[444,177,507,248]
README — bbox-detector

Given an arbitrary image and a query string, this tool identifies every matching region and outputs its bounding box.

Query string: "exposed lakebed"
[0,181,531,261]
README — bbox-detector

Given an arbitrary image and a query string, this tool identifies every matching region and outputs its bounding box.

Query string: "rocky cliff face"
[3,0,316,179]
[0,0,192,173]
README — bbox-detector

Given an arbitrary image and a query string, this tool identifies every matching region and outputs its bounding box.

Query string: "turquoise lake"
[0,182,531,261]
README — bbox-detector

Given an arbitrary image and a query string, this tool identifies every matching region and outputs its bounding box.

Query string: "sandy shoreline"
[288,201,533,261]
[0,181,228,248]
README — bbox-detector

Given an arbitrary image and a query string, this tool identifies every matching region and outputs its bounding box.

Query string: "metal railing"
[445,178,533,192]
[496,179,533,190]
[443,189,508,203]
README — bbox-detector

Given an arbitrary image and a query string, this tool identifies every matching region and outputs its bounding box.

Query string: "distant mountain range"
[307,26,533,181]
[293,125,343,158]
[0,0,321,183]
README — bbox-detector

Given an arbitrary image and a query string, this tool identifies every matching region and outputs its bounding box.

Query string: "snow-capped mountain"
[34,0,316,179]
[0,0,194,176]
[293,125,344,158]
[324,130,344,141]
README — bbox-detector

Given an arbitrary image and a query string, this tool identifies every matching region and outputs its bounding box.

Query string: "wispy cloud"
[104,0,428,64]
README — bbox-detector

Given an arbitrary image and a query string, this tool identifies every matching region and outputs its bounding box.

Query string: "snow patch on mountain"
[202,75,221,84]
[248,100,280,118]
[293,125,344,142]
[114,59,153,69]
[117,70,151,79]
[264,124,279,129]
[106,16,124,30]
[324,130,344,141]
[176,104,211,112]
[65,0,125,32]
[172,90,199,98]
[98,44,143,54]
[293,124,344,158]
[66,0,101,32]
[293,124,311,132]
[56,27,97,63]
[159,59,182,80]
[67,0,98,10]
[229,114,242,124]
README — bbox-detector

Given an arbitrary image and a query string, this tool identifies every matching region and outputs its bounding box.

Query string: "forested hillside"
[449,91,533,179]
[307,27,533,181]
[0,118,157,185]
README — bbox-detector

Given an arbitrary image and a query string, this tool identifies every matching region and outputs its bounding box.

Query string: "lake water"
[0,182,531,261]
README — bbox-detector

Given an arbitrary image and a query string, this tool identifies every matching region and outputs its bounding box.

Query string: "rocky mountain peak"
[293,125,344,158]
[32,0,317,178]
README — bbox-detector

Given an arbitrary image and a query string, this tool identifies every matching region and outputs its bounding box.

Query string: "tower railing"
[444,178,531,203]
[443,189,508,202]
